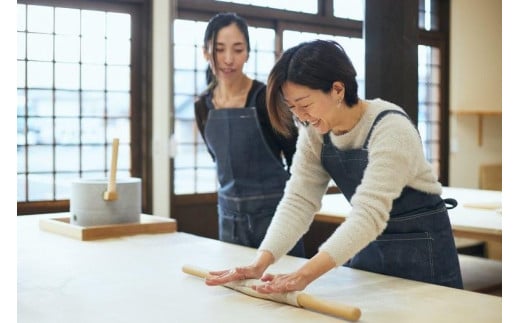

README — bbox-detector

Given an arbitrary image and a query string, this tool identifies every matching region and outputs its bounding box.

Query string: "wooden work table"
[316,187,502,259]
[17,213,501,323]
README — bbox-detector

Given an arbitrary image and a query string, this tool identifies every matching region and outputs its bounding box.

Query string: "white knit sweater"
[258,98,442,266]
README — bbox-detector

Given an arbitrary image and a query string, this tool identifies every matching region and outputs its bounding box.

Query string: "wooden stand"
[39,214,177,241]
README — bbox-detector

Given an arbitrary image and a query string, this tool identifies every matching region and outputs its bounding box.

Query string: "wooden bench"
[458,254,502,295]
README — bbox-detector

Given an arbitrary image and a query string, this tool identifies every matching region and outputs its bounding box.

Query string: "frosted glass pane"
[18,32,25,60]
[81,145,105,170]
[27,5,53,33]
[28,117,53,144]
[344,38,365,77]
[82,91,105,116]
[27,33,53,61]
[175,44,197,69]
[175,169,195,194]
[55,62,80,90]
[196,169,218,193]
[28,145,53,172]
[107,119,130,142]
[106,92,130,117]
[55,8,80,35]
[249,27,275,51]
[107,39,130,65]
[27,90,53,117]
[82,64,106,90]
[55,35,80,62]
[175,70,195,94]
[82,10,106,37]
[18,61,25,88]
[106,66,129,91]
[17,175,27,202]
[27,173,54,201]
[81,118,105,144]
[18,4,26,31]
[17,117,27,147]
[55,91,80,117]
[215,0,317,13]
[113,144,130,170]
[17,90,26,116]
[174,20,206,46]
[252,51,275,75]
[55,118,80,145]
[82,37,106,63]
[174,95,195,121]
[107,13,131,39]
[27,61,53,88]
[55,173,77,200]
[333,0,364,20]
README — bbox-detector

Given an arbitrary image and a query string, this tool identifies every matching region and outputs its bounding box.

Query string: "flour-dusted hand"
[205,266,262,285]
[250,251,335,294]
[252,272,308,293]
[205,250,275,286]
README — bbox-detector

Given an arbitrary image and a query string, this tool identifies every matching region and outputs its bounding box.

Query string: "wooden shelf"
[451,110,501,146]
[451,110,501,116]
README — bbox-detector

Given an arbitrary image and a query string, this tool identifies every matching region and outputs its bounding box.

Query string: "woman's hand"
[205,250,274,286]
[252,272,310,293]
[253,251,337,294]
[205,265,264,285]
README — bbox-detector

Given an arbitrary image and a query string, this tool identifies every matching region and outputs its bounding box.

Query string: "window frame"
[16,0,153,215]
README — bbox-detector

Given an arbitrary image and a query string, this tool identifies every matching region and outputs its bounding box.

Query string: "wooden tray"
[39,214,177,241]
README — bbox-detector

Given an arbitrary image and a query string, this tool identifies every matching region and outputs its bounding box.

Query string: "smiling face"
[204,23,249,82]
[282,81,344,134]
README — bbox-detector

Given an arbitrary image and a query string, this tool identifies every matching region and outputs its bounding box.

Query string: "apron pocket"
[347,232,435,283]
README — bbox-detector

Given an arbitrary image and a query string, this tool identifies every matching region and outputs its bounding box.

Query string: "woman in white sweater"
[205,39,463,293]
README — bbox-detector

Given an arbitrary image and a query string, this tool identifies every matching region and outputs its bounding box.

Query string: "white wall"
[449,0,502,188]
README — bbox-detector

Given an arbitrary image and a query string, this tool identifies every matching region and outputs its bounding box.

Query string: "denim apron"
[204,88,305,258]
[321,110,463,288]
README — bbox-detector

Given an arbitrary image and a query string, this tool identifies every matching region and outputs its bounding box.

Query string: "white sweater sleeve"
[258,126,331,261]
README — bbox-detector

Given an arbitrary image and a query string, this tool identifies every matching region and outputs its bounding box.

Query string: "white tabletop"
[317,187,502,237]
[18,213,501,323]
[442,187,501,234]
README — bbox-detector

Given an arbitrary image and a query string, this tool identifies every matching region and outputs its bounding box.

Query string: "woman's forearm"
[296,251,337,285]
[253,250,275,271]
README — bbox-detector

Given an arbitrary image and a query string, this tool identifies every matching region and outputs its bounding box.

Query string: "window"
[417,0,449,182]
[418,45,441,175]
[173,0,449,194]
[17,0,150,215]
[216,0,318,14]
[333,0,364,20]
[419,0,440,31]
[173,1,364,195]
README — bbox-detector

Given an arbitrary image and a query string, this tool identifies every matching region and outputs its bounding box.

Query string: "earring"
[337,98,342,105]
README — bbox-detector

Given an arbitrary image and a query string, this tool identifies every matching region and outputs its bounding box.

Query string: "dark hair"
[203,12,251,88]
[267,39,360,136]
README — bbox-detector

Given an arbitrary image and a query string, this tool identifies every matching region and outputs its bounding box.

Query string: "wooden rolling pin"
[182,264,361,321]
[103,138,120,201]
